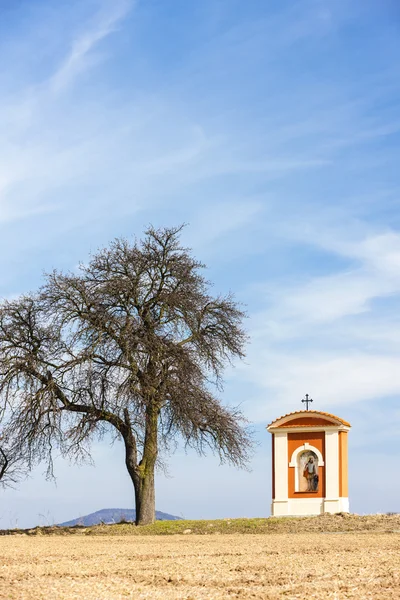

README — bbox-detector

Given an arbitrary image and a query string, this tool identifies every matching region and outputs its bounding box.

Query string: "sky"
[1,0,400,528]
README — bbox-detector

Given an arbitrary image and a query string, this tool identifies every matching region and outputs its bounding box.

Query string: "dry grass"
[1,512,400,537]
[0,529,399,599]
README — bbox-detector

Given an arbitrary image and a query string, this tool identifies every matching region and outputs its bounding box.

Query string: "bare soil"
[1,531,399,599]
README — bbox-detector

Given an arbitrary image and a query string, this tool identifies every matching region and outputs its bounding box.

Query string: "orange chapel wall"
[278,417,334,428]
[339,431,348,497]
[287,431,325,499]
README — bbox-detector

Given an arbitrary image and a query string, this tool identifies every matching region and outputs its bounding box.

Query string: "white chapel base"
[271,497,349,517]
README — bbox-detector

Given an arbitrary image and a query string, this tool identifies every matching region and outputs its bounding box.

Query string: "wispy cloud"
[50,1,133,93]
[234,222,400,427]
[272,230,400,324]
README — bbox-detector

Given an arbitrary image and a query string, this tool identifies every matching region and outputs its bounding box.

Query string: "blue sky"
[1,0,400,528]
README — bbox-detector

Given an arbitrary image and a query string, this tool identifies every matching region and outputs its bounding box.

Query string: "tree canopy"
[0,431,27,489]
[0,225,252,524]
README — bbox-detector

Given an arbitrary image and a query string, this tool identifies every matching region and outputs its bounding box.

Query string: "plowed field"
[1,532,399,599]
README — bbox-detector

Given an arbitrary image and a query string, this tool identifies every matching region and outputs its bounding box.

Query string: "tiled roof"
[267,410,351,428]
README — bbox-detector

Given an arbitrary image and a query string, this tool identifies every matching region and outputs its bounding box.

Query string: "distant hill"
[58,508,182,527]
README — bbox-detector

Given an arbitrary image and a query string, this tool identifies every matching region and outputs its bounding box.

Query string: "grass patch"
[2,513,400,536]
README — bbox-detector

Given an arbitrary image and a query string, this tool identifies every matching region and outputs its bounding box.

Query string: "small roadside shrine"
[267,395,351,516]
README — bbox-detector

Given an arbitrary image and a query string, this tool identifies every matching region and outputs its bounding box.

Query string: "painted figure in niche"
[300,451,319,492]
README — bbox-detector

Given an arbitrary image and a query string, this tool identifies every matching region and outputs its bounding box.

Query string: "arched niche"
[289,443,324,493]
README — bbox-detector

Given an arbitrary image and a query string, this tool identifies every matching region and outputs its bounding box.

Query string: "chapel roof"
[267,410,351,429]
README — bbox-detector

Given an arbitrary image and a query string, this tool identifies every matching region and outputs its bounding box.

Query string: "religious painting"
[299,450,319,492]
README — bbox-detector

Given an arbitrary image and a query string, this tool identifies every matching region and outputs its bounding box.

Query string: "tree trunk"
[135,468,156,525]
[123,404,158,526]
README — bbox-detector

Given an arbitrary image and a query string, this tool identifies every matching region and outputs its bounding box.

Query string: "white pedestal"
[271,497,349,517]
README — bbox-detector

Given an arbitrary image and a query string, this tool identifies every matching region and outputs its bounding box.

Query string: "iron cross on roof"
[302,394,313,411]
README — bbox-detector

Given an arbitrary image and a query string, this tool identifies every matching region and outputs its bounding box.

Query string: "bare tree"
[0,226,252,524]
